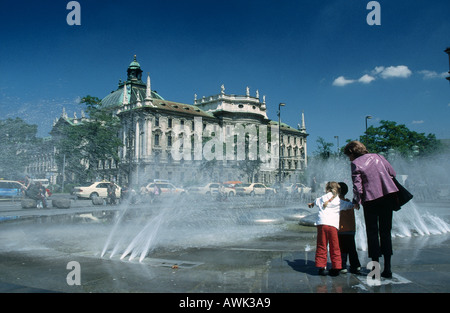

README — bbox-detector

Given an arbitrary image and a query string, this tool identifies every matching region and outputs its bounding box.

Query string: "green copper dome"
[101,86,164,108]
[128,55,140,69]
[101,56,164,108]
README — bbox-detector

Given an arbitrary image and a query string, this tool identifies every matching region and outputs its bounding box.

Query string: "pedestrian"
[343,140,399,279]
[308,181,355,276]
[337,182,361,274]
[139,184,147,196]
[107,182,117,205]
[154,184,161,197]
[122,184,129,200]
[37,182,48,208]
[24,175,32,197]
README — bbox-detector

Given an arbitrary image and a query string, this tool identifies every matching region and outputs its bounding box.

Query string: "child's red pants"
[315,225,342,269]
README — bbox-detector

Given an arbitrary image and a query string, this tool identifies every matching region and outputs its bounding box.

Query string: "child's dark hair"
[338,182,348,197]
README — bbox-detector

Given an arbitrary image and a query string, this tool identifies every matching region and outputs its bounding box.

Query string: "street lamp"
[445,47,450,83]
[334,135,339,154]
[278,103,285,185]
[365,115,372,132]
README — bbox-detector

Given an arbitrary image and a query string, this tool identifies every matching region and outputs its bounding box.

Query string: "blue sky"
[1,0,449,154]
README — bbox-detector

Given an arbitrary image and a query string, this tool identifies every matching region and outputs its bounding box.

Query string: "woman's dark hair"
[343,140,369,158]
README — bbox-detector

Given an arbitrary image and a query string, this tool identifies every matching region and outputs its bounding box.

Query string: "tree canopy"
[359,120,442,157]
[54,96,123,183]
[0,117,41,180]
[313,120,442,160]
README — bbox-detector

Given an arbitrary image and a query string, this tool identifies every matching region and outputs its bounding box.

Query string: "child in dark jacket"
[338,182,361,274]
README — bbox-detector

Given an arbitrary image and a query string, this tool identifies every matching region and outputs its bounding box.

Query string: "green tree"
[360,120,442,157]
[55,96,123,183]
[314,136,334,159]
[0,118,41,180]
[234,159,263,183]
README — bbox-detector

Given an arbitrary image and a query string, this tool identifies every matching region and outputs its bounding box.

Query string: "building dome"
[101,86,164,108]
[128,55,141,69]
[101,56,164,108]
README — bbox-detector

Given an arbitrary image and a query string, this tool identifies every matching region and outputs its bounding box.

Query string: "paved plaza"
[0,196,449,297]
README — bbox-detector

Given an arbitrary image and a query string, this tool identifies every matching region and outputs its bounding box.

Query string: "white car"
[187,183,221,195]
[284,183,312,194]
[222,183,237,197]
[235,183,276,196]
[72,181,121,199]
[145,182,187,196]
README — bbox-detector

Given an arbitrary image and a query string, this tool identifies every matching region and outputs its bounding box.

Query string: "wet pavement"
[0,196,449,296]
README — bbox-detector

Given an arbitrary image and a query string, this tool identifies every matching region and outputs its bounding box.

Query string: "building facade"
[29,56,309,188]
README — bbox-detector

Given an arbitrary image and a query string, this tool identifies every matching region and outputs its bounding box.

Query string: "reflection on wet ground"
[0,198,449,293]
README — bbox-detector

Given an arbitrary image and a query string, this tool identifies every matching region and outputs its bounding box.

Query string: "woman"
[343,141,398,278]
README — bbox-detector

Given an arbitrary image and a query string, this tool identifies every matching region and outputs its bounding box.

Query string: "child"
[338,182,361,274]
[308,181,354,276]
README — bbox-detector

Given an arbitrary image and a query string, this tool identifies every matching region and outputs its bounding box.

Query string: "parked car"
[222,181,242,197]
[187,183,221,195]
[284,183,312,194]
[72,181,122,199]
[0,180,25,199]
[145,182,187,197]
[235,183,276,196]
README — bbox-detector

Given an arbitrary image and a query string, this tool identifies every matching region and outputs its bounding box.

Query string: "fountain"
[99,195,294,262]
[96,171,450,263]
[0,152,448,279]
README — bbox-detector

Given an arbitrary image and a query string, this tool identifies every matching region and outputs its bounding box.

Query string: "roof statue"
[145,74,152,100]
[122,83,128,105]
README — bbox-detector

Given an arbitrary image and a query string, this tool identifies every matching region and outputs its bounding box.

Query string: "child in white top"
[308,181,354,276]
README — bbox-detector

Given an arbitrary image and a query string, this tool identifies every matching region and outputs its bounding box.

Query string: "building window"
[155,134,160,146]
[155,116,160,127]
[168,118,172,128]
[167,135,172,147]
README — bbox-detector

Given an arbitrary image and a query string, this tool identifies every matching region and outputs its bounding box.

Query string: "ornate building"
[33,56,308,187]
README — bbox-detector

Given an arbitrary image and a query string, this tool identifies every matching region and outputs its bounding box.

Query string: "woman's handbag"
[392,177,413,211]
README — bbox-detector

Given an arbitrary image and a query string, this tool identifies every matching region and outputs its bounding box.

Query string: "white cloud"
[418,70,448,79]
[372,66,385,75]
[333,65,412,87]
[332,76,355,86]
[358,74,376,84]
[412,120,424,124]
[378,65,412,79]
